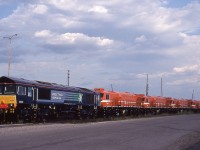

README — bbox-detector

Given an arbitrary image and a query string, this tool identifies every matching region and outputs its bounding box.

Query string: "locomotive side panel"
[155,96,167,108]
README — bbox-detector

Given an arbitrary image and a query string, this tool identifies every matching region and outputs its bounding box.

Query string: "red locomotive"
[94,88,200,117]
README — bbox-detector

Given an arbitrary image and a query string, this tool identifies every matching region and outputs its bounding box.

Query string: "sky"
[0,0,200,99]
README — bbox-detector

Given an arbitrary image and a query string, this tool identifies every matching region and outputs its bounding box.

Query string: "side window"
[100,93,104,98]
[106,94,110,100]
[18,86,26,95]
[86,94,93,104]
[0,85,2,94]
[5,85,16,94]
[28,87,33,97]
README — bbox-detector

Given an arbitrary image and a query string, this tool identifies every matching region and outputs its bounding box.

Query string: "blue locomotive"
[0,76,100,123]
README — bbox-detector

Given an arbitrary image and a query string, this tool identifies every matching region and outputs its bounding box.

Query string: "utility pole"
[67,70,70,86]
[3,34,18,77]
[146,74,149,96]
[192,89,194,100]
[161,77,163,97]
[111,84,113,91]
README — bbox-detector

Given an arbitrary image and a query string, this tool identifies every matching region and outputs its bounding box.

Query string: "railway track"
[0,110,198,125]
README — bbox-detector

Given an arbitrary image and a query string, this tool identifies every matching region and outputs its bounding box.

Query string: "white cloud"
[44,0,76,10]
[135,35,147,42]
[33,4,48,14]
[34,30,114,47]
[88,5,108,13]
[167,77,199,86]
[35,30,52,37]
[54,16,83,28]
[173,65,200,73]
[96,37,113,46]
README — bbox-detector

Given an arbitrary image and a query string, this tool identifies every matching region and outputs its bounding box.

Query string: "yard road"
[1,114,200,150]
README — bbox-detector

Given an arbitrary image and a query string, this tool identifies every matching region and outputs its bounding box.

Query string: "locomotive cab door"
[33,88,38,107]
[32,88,38,121]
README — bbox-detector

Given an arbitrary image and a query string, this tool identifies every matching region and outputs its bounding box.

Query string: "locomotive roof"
[0,76,97,94]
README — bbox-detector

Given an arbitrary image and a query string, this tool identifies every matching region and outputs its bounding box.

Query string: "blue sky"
[0,0,200,99]
[167,0,194,8]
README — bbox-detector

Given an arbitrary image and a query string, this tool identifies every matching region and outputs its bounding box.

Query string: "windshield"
[100,93,104,98]
[5,84,16,94]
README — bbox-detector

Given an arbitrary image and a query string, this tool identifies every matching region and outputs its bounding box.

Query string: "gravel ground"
[0,114,200,150]
[186,141,200,150]
[165,125,200,150]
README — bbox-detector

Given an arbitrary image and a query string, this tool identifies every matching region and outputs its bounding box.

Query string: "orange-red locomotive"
[94,88,200,117]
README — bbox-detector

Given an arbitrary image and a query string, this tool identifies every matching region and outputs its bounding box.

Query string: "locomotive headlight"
[9,103,14,108]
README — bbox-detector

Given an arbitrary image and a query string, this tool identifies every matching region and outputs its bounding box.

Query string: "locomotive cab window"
[28,87,33,97]
[0,85,3,94]
[106,94,110,100]
[5,84,16,94]
[100,93,104,98]
[17,86,26,95]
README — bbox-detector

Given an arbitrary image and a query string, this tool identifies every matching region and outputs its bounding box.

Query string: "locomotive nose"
[0,95,17,109]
